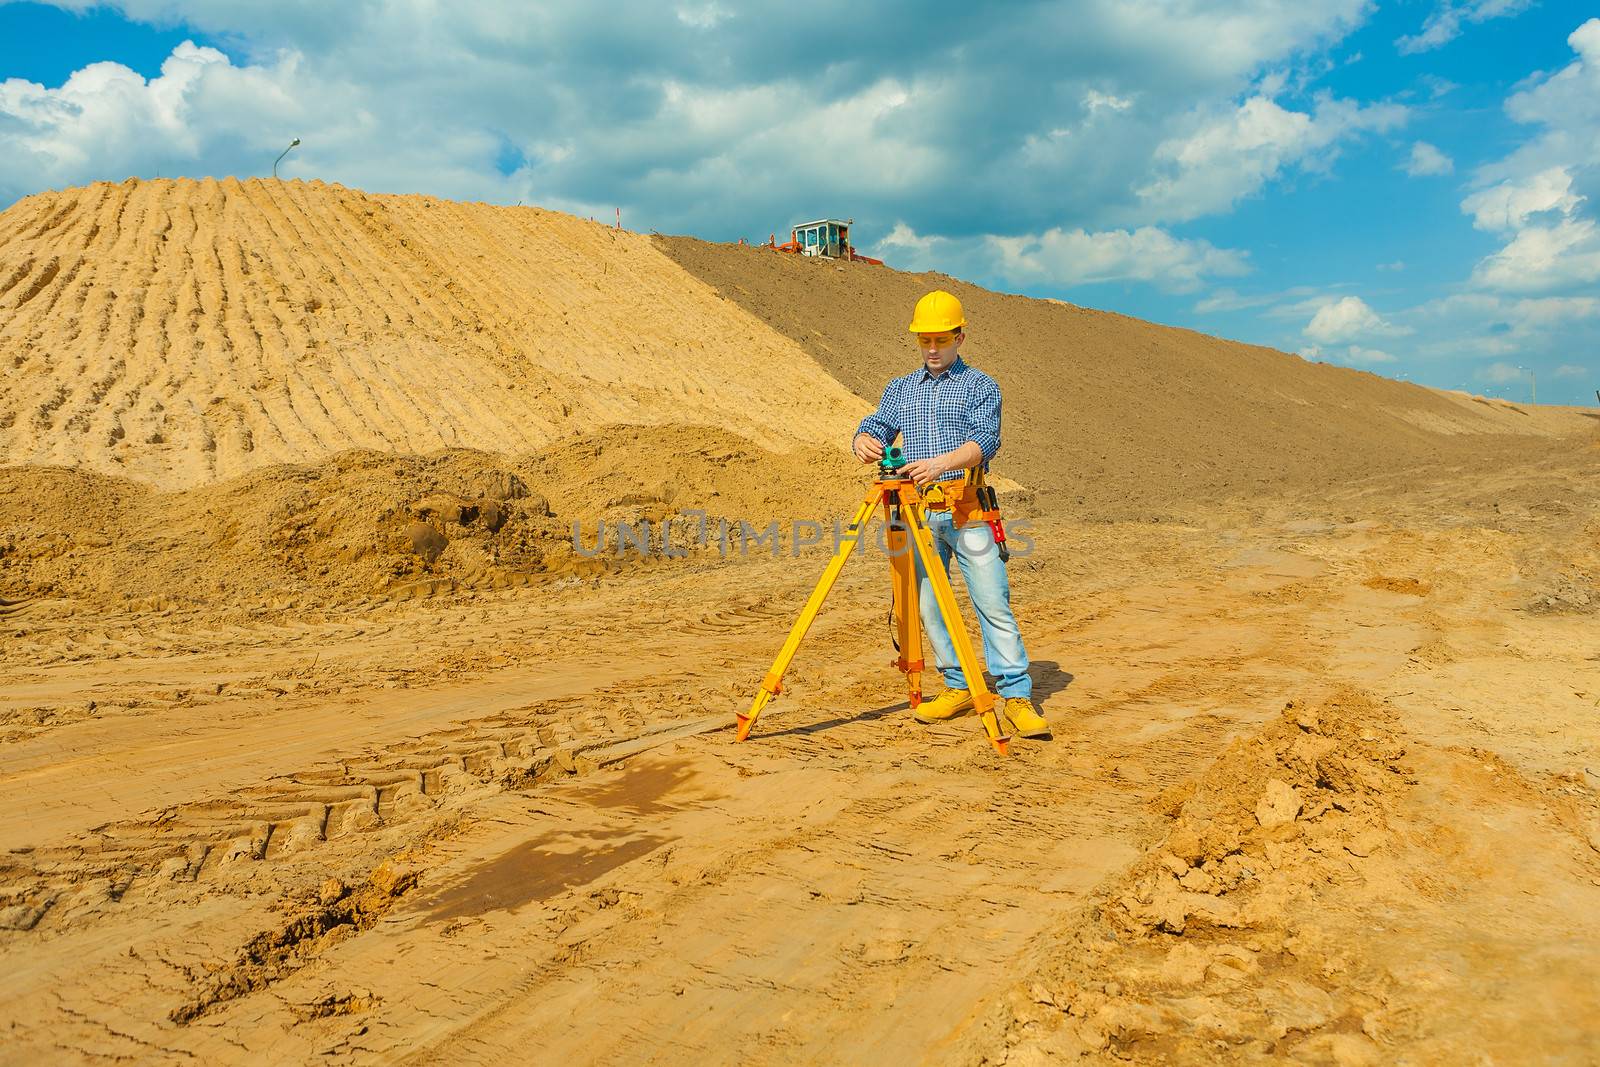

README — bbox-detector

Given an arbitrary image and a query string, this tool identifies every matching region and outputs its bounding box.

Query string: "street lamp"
[273,138,301,179]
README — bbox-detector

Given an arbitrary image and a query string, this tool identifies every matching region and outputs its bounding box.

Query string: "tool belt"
[920,469,1011,561]
[917,480,966,512]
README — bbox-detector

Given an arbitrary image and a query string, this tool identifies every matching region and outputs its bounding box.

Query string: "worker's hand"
[901,455,951,487]
[853,433,885,464]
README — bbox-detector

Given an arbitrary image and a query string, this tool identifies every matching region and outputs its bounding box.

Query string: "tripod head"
[876,445,907,480]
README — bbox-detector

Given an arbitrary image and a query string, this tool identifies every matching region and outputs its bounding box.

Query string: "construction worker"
[851,290,1049,739]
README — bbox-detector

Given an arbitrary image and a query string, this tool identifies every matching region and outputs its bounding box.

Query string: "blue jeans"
[913,510,1031,698]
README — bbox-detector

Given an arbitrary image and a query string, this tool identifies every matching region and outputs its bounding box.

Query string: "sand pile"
[993,683,1600,1063]
[0,452,570,611]
[1105,689,1411,942]
[659,237,1594,516]
[0,179,868,489]
[0,426,863,612]
[998,689,1417,1060]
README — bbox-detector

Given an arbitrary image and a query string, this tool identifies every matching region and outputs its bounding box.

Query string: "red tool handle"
[979,486,1010,562]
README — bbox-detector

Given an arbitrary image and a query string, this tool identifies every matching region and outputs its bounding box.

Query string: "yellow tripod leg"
[901,489,1010,756]
[737,493,880,741]
[886,503,923,709]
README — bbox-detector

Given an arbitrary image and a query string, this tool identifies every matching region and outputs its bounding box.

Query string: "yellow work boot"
[1003,697,1050,739]
[913,688,973,724]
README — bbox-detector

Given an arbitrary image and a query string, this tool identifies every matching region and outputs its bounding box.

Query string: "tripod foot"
[735,713,753,742]
[976,704,1012,757]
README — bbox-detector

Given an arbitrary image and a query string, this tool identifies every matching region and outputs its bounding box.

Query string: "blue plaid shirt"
[855,357,1002,483]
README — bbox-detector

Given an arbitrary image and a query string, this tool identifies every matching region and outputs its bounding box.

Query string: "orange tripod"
[735,453,1011,756]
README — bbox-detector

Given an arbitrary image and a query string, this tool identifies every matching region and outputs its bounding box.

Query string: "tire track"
[0,661,728,932]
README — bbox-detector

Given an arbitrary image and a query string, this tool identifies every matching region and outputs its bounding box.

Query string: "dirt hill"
[0,179,868,490]
[658,237,1593,516]
[0,426,864,615]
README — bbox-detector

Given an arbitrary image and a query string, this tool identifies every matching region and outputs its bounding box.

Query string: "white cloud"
[1264,292,1345,320]
[0,0,1390,243]
[638,76,942,204]
[1377,260,1405,271]
[1414,293,1600,334]
[1400,296,1600,396]
[1472,218,1600,292]
[1343,345,1398,364]
[1477,361,1531,384]
[1418,74,1458,98]
[1402,141,1453,176]
[1298,342,1396,365]
[1398,0,1534,54]
[1194,287,1276,313]
[1078,1,1371,86]
[1084,89,1132,114]
[988,225,1249,292]
[1497,294,1600,327]
[0,43,314,188]
[1461,167,1581,231]
[876,221,1250,293]
[0,38,520,206]
[675,3,731,30]
[874,222,957,272]
[1304,295,1411,343]
[1460,21,1600,297]
[1553,364,1588,378]
[1505,19,1600,135]
[1138,93,1407,221]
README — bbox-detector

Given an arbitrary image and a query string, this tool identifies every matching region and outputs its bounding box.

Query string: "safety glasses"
[915,332,959,347]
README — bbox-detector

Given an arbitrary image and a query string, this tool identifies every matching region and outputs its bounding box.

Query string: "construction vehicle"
[768,218,883,265]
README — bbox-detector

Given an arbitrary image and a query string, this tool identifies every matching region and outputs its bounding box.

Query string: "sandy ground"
[3,181,1599,1064]
[3,446,1596,1064]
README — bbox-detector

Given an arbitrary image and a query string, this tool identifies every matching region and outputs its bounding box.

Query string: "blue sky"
[2,1,1596,405]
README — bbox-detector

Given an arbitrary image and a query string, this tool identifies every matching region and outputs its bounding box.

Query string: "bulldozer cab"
[792,219,851,258]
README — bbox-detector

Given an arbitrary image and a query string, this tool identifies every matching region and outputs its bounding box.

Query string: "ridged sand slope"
[0,179,867,489]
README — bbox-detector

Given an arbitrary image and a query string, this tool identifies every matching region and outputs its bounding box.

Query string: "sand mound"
[0,179,868,489]
[0,426,862,614]
[659,237,1594,515]
[999,689,1417,1060]
[990,682,1600,1062]
[1109,688,1411,940]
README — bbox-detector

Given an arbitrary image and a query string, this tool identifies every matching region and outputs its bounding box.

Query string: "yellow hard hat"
[908,290,966,333]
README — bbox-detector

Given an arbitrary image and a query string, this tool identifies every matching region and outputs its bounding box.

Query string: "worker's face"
[917,330,963,373]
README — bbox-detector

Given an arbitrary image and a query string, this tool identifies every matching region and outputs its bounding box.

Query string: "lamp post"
[273,138,301,179]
